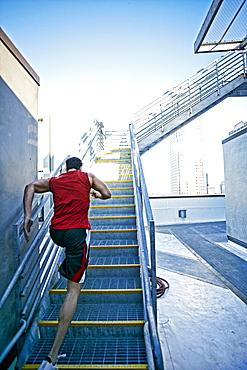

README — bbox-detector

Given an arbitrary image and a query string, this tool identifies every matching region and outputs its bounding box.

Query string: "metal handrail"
[0,124,106,367]
[134,50,247,144]
[80,119,105,167]
[129,123,164,370]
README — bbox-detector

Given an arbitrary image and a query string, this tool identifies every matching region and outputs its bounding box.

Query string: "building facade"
[170,119,207,195]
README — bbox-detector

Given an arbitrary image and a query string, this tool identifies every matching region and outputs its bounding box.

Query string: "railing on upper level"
[0,123,106,368]
[130,123,164,370]
[133,50,247,149]
[79,119,105,168]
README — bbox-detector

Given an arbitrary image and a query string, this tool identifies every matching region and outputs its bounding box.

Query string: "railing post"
[188,78,192,115]
[216,61,220,95]
[243,50,247,77]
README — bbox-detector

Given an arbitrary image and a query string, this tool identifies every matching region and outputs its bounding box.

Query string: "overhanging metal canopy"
[194,0,247,53]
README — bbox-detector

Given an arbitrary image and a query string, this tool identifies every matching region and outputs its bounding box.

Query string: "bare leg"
[48,280,82,364]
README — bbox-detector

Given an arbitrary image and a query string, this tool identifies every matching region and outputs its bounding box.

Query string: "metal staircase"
[134,50,247,154]
[19,131,163,369]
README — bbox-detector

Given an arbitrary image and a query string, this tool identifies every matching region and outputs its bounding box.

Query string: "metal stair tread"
[91,226,137,231]
[90,240,138,246]
[109,187,134,190]
[89,215,136,219]
[89,257,139,265]
[84,277,141,289]
[41,303,144,321]
[91,195,134,199]
[53,277,142,290]
[105,180,133,184]
[90,204,135,208]
[38,321,145,327]
[91,243,138,247]
[23,337,148,368]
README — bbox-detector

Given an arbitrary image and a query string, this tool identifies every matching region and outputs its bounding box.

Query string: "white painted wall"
[150,195,226,225]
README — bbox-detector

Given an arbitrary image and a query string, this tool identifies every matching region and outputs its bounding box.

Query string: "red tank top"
[49,171,91,229]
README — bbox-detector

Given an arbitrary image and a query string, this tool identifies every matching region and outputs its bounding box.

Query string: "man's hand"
[88,173,111,200]
[23,178,50,242]
[90,189,105,199]
[23,218,33,242]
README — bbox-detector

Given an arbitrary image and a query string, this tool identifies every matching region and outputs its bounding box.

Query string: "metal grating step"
[91,229,137,241]
[89,205,135,216]
[95,159,132,163]
[89,256,140,265]
[86,265,140,278]
[89,214,136,218]
[90,245,139,258]
[104,180,133,188]
[90,195,134,206]
[108,188,134,195]
[89,215,136,227]
[42,303,144,321]
[84,277,141,290]
[23,337,148,367]
[50,290,143,305]
[92,226,137,231]
[90,222,137,229]
[90,240,138,246]
[54,277,141,290]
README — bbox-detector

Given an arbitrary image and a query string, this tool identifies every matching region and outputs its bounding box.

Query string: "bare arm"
[88,173,111,200]
[23,178,50,241]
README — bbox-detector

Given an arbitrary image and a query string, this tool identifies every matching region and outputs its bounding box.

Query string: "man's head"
[66,157,83,171]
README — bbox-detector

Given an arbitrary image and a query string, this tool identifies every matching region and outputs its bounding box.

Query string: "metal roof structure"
[194,0,247,53]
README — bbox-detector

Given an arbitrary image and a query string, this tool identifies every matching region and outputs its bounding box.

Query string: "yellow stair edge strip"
[89,216,136,220]
[97,154,131,157]
[109,148,130,150]
[95,159,131,162]
[38,320,145,327]
[109,187,134,190]
[50,289,142,294]
[91,229,137,233]
[90,195,134,199]
[87,264,140,269]
[90,205,135,209]
[22,365,148,369]
[105,180,133,183]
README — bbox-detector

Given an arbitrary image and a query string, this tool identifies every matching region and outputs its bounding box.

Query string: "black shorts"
[50,228,90,283]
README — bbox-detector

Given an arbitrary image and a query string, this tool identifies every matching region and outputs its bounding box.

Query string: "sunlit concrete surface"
[156,224,247,370]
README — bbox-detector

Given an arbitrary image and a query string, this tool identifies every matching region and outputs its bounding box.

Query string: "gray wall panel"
[0,77,38,354]
[223,128,247,246]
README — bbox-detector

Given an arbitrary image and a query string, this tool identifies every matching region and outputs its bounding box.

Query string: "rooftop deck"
[156,221,247,370]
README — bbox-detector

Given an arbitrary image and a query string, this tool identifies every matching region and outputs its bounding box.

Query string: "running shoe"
[38,354,66,370]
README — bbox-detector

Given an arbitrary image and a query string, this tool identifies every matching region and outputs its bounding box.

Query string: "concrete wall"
[150,195,226,225]
[0,28,40,362]
[223,127,247,247]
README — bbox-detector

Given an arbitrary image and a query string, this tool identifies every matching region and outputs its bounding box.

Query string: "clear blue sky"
[1,0,216,129]
[1,0,246,193]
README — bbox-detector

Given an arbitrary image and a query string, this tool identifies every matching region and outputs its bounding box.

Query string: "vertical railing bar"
[20,207,54,278]
[26,245,60,330]
[20,236,51,296]
[244,50,247,76]
[21,243,58,317]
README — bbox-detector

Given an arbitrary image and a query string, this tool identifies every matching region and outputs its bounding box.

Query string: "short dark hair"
[66,157,82,170]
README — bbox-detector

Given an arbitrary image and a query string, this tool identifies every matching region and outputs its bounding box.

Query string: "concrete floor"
[155,224,247,370]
